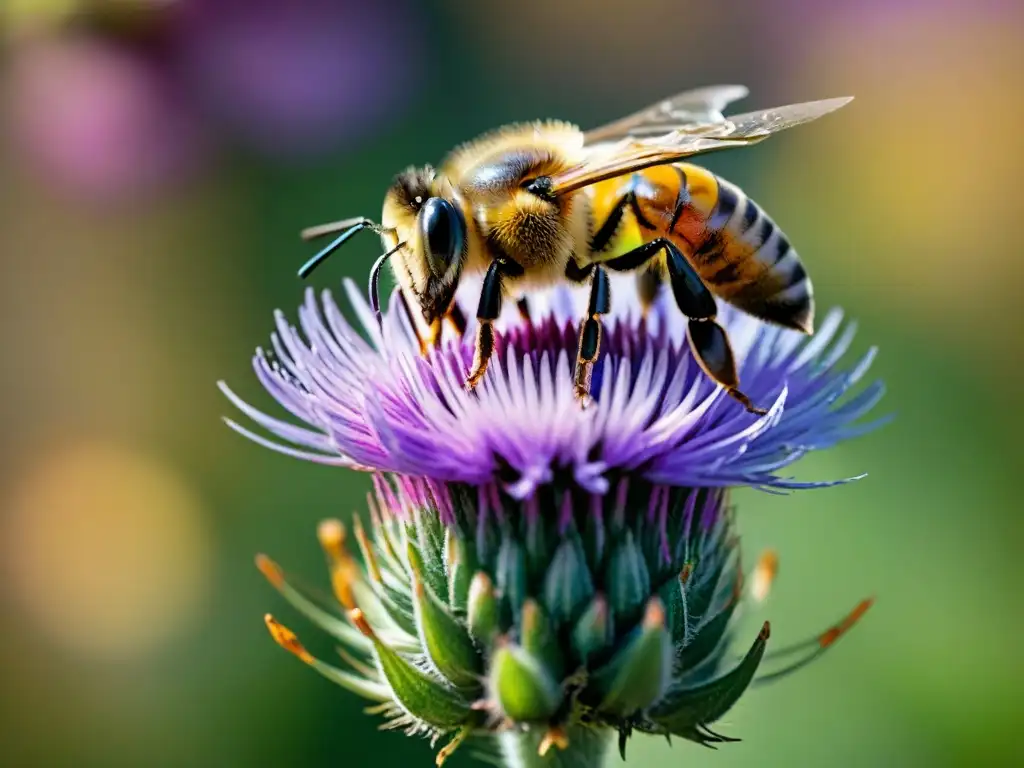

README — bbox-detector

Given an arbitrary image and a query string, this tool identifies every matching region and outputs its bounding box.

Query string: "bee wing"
[547,95,853,197]
[707,96,854,140]
[583,84,751,144]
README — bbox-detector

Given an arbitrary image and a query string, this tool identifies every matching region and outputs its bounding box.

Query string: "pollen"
[820,598,874,649]
[349,608,377,640]
[642,596,667,630]
[751,549,779,603]
[329,558,359,612]
[264,614,313,665]
[538,726,570,756]
[351,515,383,584]
[679,562,693,585]
[254,554,285,589]
[317,518,347,563]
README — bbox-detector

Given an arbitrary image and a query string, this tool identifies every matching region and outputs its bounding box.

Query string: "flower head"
[222,279,886,765]
[222,278,884,494]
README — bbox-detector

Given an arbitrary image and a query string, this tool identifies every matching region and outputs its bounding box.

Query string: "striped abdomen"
[587,162,814,333]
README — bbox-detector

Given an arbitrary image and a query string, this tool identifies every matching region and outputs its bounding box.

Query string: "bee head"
[382,167,468,324]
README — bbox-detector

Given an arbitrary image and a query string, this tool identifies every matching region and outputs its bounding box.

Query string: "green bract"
[259,479,869,766]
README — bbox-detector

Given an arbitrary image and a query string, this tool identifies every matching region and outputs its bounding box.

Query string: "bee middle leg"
[465,260,504,391]
[396,289,427,354]
[605,238,767,415]
[573,265,611,406]
[636,265,664,319]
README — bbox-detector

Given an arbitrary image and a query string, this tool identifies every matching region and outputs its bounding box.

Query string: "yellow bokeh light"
[450,0,713,94]
[2,439,212,659]
[3,0,176,41]
[2,0,78,37]
[772,8,1024,314]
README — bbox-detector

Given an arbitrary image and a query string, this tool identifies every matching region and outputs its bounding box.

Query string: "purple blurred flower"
[3,0,422,201]
[224,279,886,764]
[176,0,419,157]
[6,35,206,202]
[221,279,885,498]
[761,0,1012,18]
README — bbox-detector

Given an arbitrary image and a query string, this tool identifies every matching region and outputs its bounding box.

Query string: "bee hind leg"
[602,236,765,414]
[660,239,767,416]
[465,260,504,391]
[687,319,767,415]
[573,265,611,407]
[396,289,433,357]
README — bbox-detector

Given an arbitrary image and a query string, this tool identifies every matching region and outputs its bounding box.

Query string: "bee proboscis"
[298,85,852,413]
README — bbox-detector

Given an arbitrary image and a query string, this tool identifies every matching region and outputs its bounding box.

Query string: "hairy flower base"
[259,475,871,766]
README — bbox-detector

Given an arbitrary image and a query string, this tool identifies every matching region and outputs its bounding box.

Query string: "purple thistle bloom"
[221,277,885,496]
[225,279,886,766]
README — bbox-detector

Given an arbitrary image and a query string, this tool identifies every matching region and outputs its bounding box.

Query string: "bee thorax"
[486,202,570,268]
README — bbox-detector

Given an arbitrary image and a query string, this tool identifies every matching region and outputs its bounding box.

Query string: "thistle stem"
[498,725,611,768]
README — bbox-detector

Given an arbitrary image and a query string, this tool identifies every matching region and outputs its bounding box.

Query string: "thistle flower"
[221,278,886,767]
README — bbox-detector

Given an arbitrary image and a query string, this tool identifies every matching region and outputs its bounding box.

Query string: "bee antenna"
[369,241,405,327]
[298,217,383,280]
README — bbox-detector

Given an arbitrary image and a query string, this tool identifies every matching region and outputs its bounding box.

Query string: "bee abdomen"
[693,172,815,333]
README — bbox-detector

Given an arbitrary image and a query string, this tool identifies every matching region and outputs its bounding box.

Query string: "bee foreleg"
[658,239,768,416]
[573,265,611,407]
[467,323,496,392]
[465,260,504,391]
[396,289,428,354]
[516,296,532,324]
[426,317,443,353]
[446,302,468,338]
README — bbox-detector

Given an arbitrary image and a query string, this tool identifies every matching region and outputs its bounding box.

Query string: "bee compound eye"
[420,197,465,276]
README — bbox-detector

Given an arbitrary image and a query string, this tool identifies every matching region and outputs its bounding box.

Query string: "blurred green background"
[1,1,1021,766]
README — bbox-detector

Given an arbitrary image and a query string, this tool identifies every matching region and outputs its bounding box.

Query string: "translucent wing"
[548,94,853,197]
[711,96,855,140]
[583,84,751,144]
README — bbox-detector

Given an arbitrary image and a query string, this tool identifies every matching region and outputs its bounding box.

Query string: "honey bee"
[298,85,852,413]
